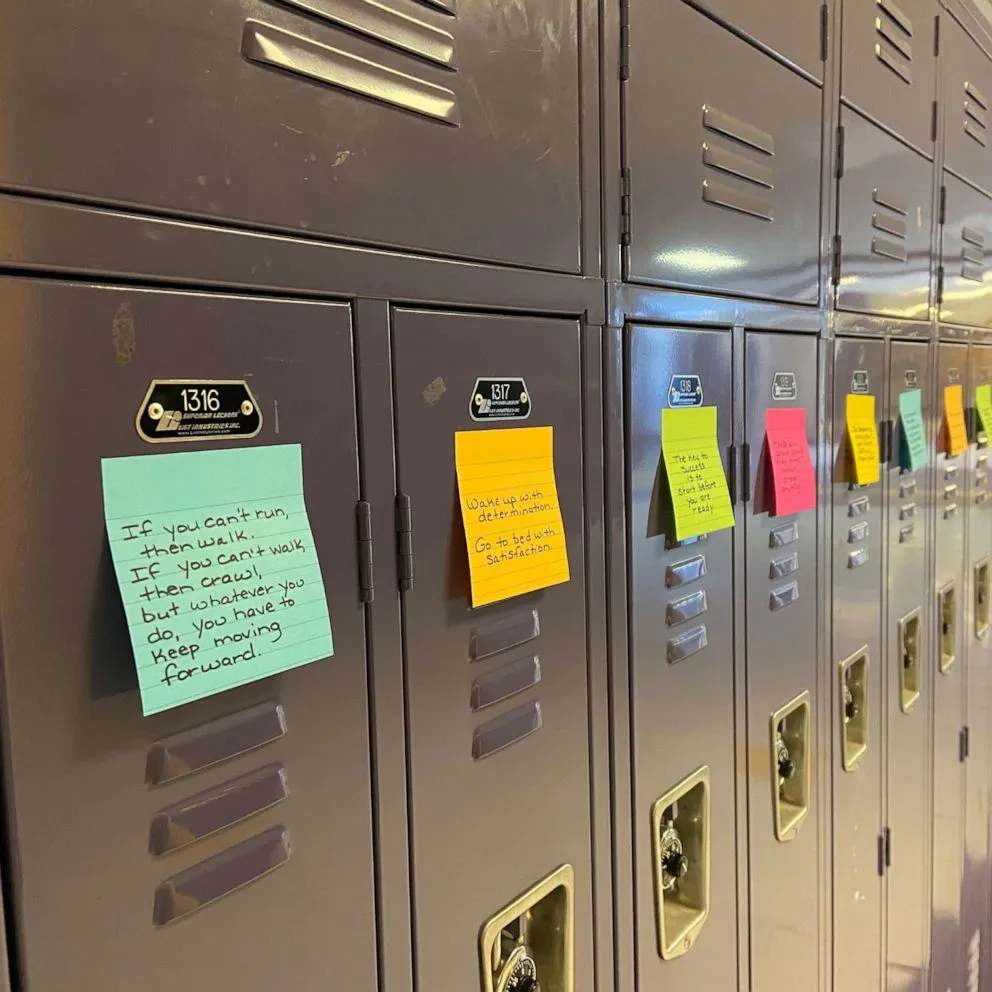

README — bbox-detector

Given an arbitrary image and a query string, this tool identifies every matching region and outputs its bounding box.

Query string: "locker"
[0,0,586,272]
[835,107,933,319]
[743,331,821,992]
[830,338,886,992]
[938,173,992,329]
[622,0,821,303]
[840,0,938,154]
[625,325,738,992]
[884,340,933,992]
[931,340,969,992]
[389,309,595,992]
[0,279,378,991]
[942,14,992,196]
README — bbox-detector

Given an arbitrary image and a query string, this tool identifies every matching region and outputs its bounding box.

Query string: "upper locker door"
[626,325,738,991]
[623,0,821,303]
[830,338,886,992]
[884,340,932,992]
[743,331,821,992]
[938,173,992,328]
[840,0,938,154]
[0,279,377,991]
[390,310,594,992]
[0,0,583,272]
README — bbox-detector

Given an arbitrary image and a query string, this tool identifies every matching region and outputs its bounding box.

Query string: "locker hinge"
[835,125,845,179]
[727,444,739,505]
[939,184,947,225]
[877,833,886,876]
[960,725,971,762]
[936,265,945,305]
[831,234,842,285]
[884,826,892,868]
[357,500,374,604]
[395,494,414,592]
[934,13,941,56]
[741,442,751,503]
[931,100,939,144]
[880,419,894,465]
[621,167,632,247]
[619,0,631,79]
[820,4,829,61]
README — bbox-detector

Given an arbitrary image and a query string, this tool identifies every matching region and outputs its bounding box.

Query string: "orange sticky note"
[765,407,817,516]
[846,394,880,486]
[455,426,570,608]
[944,384,968,456]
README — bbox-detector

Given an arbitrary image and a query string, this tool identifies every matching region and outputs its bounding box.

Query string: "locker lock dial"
[659,818,690,891]
[776,737,796,783]
[494,933,540,992]
[843,682,859,723]
[770,692,811,842]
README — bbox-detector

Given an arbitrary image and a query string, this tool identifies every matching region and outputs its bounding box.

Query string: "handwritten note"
[945,384,968,456]
[455,427,569,608]
[898,389,927,471]
[977,384,992,439]
[765,407,817,516]
[846,394,880,486]
[102,444,333,716]
[661,407,735,540]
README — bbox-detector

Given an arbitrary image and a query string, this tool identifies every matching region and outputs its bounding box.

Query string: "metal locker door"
[938,174,992,329]
[942,14,992,198]
[0,0,584,272]
[390,309,594,992]
[962,344,992,992]
[885,340,933,992]
[840,0,938,154]
[830,337,886,992]
[931,340,969,992]
[623,0,821,303]
[0,279,378,991]
[743,330,821,992]
[835,107,933,319]
[626,325,738,991]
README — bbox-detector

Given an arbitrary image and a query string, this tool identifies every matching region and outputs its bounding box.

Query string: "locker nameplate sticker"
[667,374,703,408]
[661,407,735,541]
[850,370,870,394]
[846,394,880,486]
[976,384,992,438]
[101,444,334,716]
[136,380,262,443]
[904,369,919,390]
[898,390,928,471]
[771,372,798,401]
[455,427,569,608]
[944,384,968,456]
[469,378,531,422]
[765,407,816,516]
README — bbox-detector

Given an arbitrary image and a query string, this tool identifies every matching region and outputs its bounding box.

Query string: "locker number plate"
[135,379,263,444]
[469,378,532,422]
[667,374,703,408]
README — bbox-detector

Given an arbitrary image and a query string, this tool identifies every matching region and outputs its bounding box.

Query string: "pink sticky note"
[765,407,816,516]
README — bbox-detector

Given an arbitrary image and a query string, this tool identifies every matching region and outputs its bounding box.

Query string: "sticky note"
[846,394,880,486]
[898,389,927,471]
[765,407,817,516]
[944,384,968,456]
[102,444,333,716]
[661,406,735,540]
[977,384,992,439]
[455,426,569,608]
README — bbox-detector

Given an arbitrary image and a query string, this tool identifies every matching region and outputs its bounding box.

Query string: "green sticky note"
[898,389,928,472]
[977,384,992,438]
[102,444,333,716]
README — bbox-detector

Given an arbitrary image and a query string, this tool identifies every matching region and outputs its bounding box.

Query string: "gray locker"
[623,0,821,303]
[840,0,938,154]
[390,309,595,992]
[931,340,969,992]
[835,107,933,318]
[743,331,821,992]
[830,338,885,992]
[625,325,738,992]
[938,173,992,329]
[942,14,992,196]
[0,0,586,272]
[884,340,933,992]
[0,279,378,991]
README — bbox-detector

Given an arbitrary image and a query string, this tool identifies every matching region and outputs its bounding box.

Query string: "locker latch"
[770,692,811,842]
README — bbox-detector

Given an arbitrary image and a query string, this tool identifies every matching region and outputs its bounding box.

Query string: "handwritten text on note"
[765,407,817,516]
[945,384,968,457]
[846,393,880,486]
[898,389,927,472]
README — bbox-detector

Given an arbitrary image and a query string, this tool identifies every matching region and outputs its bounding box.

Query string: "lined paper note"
[455,427,570,608]
[102,444,333,716]
[898,389,928,472]
[846,394,880,486]
[765,407,817,516]
[977,384,992,439]
[945,384,968,456]
[661,406,735,540]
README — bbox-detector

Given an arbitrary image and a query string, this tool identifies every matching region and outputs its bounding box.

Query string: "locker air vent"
[700,105,775,222]
[961,226,986,282]
[870,187,909,263]
[963,81,989,147]
[874,0,913,84]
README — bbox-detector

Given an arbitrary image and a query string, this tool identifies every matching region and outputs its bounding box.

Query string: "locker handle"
[727,444,739,505]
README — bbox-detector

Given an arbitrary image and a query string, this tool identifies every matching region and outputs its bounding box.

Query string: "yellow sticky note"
[846,394,880,486]
[977,384,992,439]
[455,427,570,608]
[661,406,736,541]
[945,384,968,456]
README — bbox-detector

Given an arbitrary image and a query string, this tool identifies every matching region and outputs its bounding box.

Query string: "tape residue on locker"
[764,407,816,516]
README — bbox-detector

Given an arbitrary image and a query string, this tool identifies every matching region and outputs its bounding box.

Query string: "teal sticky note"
[898,389,928,472]
[102,444,333,716]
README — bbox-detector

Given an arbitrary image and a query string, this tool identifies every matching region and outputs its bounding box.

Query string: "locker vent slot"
[702,180,772,222]
[874,0,913,83]
[899,477,917,497]
[899,524,915,542]
[769,553,799,578]
[666,625,708,664]
[468,609,540,662]
[872,211,907,239]
[769,582,800,611]
[472,701,542,759]
[241,20,461,125]
[873,187,908,215]
[414,0,455,13]
[665,555,707,589]
[847,522,869,543]
[847,548,870,569]
[701,106,774,221]
[872,237,908,262]
[945,463,959,479]
[899,502,917,520]
[960,227,985,282]
[152,825,291,926]
[702,143,774,189]
[770,522,799,547]
[666,590,708,627]
[470,655,541,711]
[964,82,990,146]
[145,702,287,787]
[848,495,871,517]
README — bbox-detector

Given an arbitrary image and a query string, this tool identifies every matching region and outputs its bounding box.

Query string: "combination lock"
[659,824,689,892]
[776,736,796,783]
[494,943,541,992]
[843,682,859,723]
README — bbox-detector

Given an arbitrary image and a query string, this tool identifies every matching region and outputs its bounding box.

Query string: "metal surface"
[938,172,992,328]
